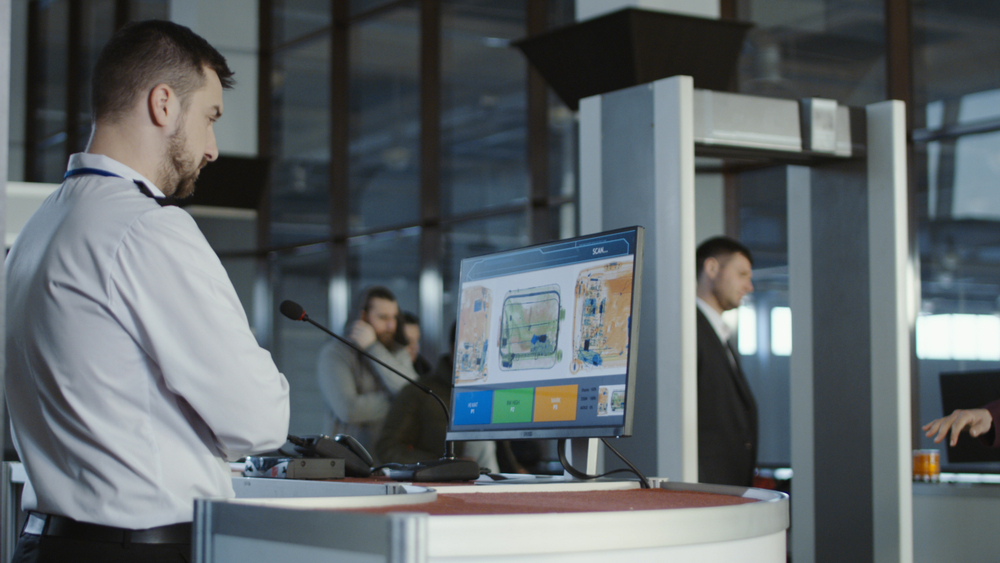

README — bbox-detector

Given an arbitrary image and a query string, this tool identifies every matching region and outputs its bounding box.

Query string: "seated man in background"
[401,311,433,377]
[376,327,500,473]
[317,286,415,460]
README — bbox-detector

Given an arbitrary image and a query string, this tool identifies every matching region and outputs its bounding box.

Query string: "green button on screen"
[491,388,535,423]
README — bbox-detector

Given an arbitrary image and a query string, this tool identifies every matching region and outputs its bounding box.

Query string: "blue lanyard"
[64,167,124,180]
[64,167,172,206]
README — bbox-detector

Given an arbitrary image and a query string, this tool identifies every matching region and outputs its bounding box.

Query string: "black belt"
[25,513,192,544]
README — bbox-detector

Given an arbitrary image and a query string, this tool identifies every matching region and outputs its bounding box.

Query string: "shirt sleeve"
[109,208,290,461]
[979,399,1000,448]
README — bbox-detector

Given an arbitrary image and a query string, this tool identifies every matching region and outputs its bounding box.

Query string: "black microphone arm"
[279,300,457,460]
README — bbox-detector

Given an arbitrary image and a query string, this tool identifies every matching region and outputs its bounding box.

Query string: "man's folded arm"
[111,209,290,460]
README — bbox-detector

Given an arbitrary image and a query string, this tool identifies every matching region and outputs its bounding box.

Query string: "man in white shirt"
[6,20,290,563]
[695,237,758,487]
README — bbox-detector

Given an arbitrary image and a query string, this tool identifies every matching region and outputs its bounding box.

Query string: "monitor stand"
[475,438,603,485]
[565,438,600,477]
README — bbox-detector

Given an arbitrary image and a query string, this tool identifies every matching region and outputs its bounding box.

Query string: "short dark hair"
[401,311,420,326]
[91,20,234,123]
[696,237,753,277]
[361,286,397,313]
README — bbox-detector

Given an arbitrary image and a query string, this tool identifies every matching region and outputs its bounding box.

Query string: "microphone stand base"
[385,458,481,482]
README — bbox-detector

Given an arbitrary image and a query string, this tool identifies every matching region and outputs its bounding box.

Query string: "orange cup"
[912,449,940,482]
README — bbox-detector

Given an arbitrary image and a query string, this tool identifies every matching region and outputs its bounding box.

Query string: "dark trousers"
[11,533,191,563]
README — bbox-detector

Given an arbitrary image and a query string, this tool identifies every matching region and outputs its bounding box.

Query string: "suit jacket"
[696,308,759,486]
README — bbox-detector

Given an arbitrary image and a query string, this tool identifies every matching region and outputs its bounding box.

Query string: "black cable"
[557,439,593,481]
[600,438,650,489]
[557,439,651,488]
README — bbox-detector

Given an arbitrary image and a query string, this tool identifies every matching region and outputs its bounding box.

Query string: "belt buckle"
[23,513,47,535]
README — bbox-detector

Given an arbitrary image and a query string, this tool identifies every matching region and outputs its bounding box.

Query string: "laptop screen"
[938,370,1000,466]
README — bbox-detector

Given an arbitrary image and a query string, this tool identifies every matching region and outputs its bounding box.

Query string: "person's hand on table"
[923,408,993,447]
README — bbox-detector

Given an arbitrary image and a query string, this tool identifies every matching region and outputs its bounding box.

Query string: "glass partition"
[270,33,332,246]
[737,0,886,106]
[912,0,1000,450]
[349,4,421,233]
[441,1,529,217]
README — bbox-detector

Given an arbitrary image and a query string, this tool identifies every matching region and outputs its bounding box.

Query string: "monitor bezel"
[446,226,644,442]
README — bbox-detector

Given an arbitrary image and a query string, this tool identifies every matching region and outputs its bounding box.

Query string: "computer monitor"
[939,370,1000,467]
[446,226,644,441]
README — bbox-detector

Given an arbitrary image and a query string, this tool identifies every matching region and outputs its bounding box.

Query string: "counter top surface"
[348,487,757,515]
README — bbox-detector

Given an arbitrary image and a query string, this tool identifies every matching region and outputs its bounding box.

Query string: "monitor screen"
[939,370,1000,467]
[446,226,644,441]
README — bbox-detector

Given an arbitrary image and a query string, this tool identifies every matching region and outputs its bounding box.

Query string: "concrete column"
[0,0,11,461]
[788,102,912,563]
[579,76,697,482]
[867,100,912,563]
[788,165,814,563]
[576,0,722,479]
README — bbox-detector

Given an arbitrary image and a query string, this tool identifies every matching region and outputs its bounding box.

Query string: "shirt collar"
[67,153,166,198]
[696,297,732,344]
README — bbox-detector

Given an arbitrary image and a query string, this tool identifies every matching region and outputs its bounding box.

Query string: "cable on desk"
[557,438,651,488]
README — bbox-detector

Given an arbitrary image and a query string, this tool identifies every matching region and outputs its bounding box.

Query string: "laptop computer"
[938,370,1000,471]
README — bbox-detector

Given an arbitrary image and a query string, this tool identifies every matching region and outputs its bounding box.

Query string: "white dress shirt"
[696,297,732,343]
[5,153,290,529]
[696,297,737,369]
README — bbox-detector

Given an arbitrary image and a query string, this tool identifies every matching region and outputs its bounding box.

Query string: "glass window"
[913,0,1000,452]
[737,0,886,106]
[30,0,70,183]
[130,0,169,21]
[441,1,529,217]
[770,307,792,357]
[951,132,1000,220]
[348,228,423,319]
[441,212,529,337]
[270,34,332,246]
[78,1,118,152]
[256,0,576,442]
[916,314,1000,362]
[349,4,421,233]
[738,304,758,356]
[913,1,1000,128]
[351,0,402,17]
[273,0,332,46]
[272,249,339,435]
[548,101,576,201]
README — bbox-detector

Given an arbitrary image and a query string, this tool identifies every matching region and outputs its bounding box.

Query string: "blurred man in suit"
[695,237,758,486]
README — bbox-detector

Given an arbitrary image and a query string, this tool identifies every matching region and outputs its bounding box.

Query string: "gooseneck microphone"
[279,300,449,437]
[280,300,480,482]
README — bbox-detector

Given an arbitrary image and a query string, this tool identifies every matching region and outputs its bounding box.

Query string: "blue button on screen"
[453,390,494,425]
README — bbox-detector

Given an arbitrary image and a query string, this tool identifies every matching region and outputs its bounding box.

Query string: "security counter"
[194,478,789,563]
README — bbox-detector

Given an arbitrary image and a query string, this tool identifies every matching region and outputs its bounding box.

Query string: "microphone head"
[280,300,307,321]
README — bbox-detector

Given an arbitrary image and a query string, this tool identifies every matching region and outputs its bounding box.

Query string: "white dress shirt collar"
[67,152,166,197]
[697,296,732,344]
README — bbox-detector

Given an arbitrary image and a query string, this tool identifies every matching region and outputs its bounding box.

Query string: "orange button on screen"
[533,385,579,422]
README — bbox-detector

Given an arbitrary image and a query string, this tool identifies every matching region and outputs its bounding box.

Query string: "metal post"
[579,76,697,482]
[788,102,912,563]
[0,0,11,474]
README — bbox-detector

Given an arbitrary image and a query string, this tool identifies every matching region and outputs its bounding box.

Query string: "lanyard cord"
[64,167,173,207]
